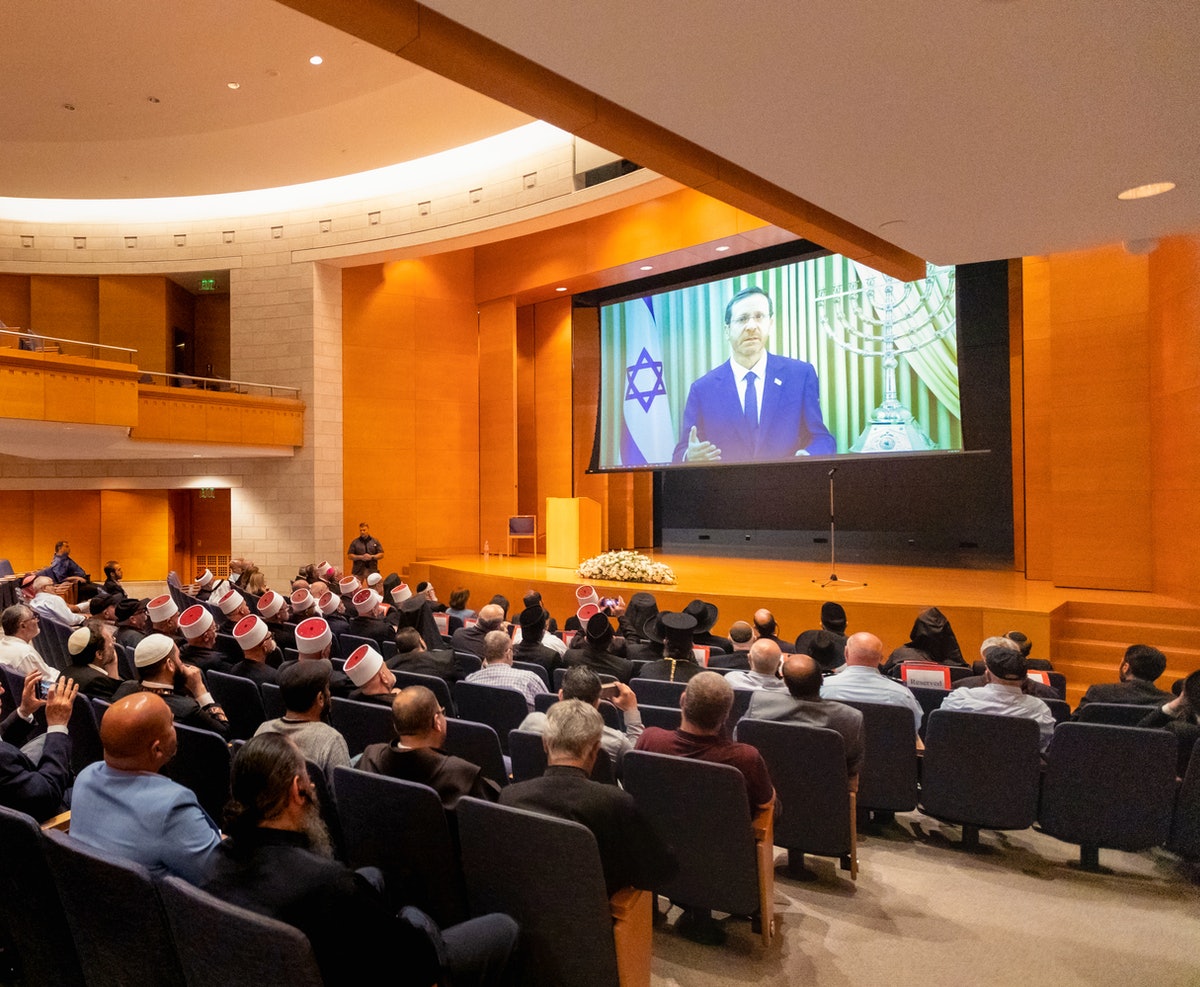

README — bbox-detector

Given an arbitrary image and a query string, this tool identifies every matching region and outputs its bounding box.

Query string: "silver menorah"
[816,262,956,452]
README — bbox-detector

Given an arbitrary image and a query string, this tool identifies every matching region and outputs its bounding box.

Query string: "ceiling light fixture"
[714,245,730,252]
[1117,181,1175,201]
[640,265,653,271]
[309,55,323,66]
[226,82,240,91]
[555,287,568,292]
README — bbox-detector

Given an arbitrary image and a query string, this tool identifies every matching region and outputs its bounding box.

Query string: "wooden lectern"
[546,497,601,569]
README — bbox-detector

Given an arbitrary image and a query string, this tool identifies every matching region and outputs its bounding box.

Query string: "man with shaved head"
[820,632,923,732]
[742,653,865,788]
[725,639,787,692]
[70,692,222,883]
[450,603,507,658]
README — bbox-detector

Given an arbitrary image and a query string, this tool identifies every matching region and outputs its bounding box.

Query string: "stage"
[408,553,1198,703]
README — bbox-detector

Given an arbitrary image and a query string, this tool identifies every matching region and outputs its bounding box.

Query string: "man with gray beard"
[202,734,518,987]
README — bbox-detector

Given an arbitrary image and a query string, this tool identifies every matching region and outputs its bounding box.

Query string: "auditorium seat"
[390,669,455,717]
[919,710,1041,850]
[1038,722,1178,870]
[162,722,231,822]
[1075,703,1159,727]
[260,682,285,720]
[907,685,947,738]
[839,700,920,816]
[736,718,857,879]
[513,660,551,689]
[442,717,508,787]
[454,652,483,676]
[1167,747,1200,861]
[508,729,615,785]
[204,669,266,740]
[328,696,393,757]
[629,678,686,708]
[452,681,528,754]
[65,693,105,776]
[42,828,184,987]
[457,797,653,987]
[622,750,775,945]
[637,704,683,732]
[333,767,467,926]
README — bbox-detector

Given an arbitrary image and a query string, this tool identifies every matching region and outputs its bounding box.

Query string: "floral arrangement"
[577,550,676,585]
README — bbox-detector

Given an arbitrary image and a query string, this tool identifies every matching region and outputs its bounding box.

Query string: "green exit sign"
[199,278,216,291]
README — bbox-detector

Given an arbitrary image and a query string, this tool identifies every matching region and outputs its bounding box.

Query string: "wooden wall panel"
[515,305,539,520]
[1046,246,1152,590]
[342,251,480,568]
[99,276,169,372]
[30,275,99,347]
[33,491,102,579]
[100,490,170,583]
[189,490,232,577]
[532,297,574,544]
[194,294,231,379]
[477,297,517,556]
[0,275,31,343]
[0,492,36,572]
[1149,235,1200,604]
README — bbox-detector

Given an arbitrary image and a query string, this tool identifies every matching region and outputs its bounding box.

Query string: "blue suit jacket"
[673,354,836,463]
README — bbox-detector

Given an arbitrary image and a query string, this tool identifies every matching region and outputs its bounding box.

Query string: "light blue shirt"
[820,664,923,731]
[939,682,1056,752]
[69,762,222,884]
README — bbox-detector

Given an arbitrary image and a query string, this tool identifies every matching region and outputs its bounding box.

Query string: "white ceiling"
[3,0,1197,265]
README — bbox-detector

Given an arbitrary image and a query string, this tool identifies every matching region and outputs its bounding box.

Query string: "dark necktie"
[744,371,758,430]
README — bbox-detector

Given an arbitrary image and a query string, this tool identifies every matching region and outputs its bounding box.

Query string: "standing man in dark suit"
[673,286,835,463]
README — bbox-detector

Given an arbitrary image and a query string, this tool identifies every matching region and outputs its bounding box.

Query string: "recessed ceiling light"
[1118,181,1175,201]
[555,287,568,292]
[309,55,323,66]
[714,245,730,252]
[640,265,653,271]
[226,82,240,91]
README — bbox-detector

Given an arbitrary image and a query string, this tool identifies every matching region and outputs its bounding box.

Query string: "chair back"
[454,652,483,676]
[204,669,266,740]
[621,750,759,916]
[513,661,551,688]
[114,641,137,681]
[162,722,231,822]
[629,678,686,707]
[156,874,323,987]
[839,700,919,812]
[390,669,455,717]
[442,717,508,786]
[33,616,73,672]
[920,710,1041,832]
[333,767,467,926]
[737,719,851,857]
[42,829,184,987]
[508,728,549,781]
[638,704,683,731]
[213,633,241,664]
[0,664,25,718]
[457,797,620,987]
[907,685,947,737]
[0,806,86,986]
[1075,703,1157,727]
[260,681,286,720]
[1044,698,1071,723]
[1167,744,1200,861]
[1039,722,1177,853]
[329,696,395,756]
[452,681,529,754]
[66,692,105,775]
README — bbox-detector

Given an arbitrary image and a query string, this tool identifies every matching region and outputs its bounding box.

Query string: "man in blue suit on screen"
[673,286,836,463]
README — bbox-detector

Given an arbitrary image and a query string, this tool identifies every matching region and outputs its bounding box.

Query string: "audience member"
[725,639,786,692]
[258,590,298,652]
[0,605,60,682]
[230,615,280,685]
[794,601,848,667]
[796,630,843,673]
[27,575,87,626]
[389,626,458,683]
[1073,644,1175,714]
[344,645,400,705]
[881,606,967,676]
[501,699,676,894]
[147,595,181,639]
[87,593,119,623]
[42,540,91,591]
[101,560,127,599]
[202,735,518,987]
[743,653,865,788]
[751,608,795,654]
[683,599,732,655]
[1138,669,1200,775]
[253,659,350,787]
[464,630,549,711]
[709,620,753,670]
[639,613,704,683]
[518,666,644,760]
[940,644,1055,752]
[115,596,151,651]
[359,686,500,808]
[954,636,1059,699]
[348,588,392,648]
[819,632,923,732]
[513,605,563,674]
[70,692,222,883]
[66,620,123,699]
[112,634,230,739]
[0,671,76,821]
[451,603,506,658]
[563,613,634,683]
[178,605,229,673]
[618,592,660,662]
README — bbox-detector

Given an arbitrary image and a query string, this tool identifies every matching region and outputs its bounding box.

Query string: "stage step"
[1050,600,1200,702]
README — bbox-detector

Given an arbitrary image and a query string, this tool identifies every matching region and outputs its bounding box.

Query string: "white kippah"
[135,634,175,668]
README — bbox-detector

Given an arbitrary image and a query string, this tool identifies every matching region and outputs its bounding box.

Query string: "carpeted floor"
[650,810,1200,987]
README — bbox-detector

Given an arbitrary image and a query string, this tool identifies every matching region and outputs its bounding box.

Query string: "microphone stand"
[813,467,865,588]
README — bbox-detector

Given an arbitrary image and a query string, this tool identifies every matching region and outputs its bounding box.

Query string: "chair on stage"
[736,719,857,879]
[457,797,652,987]
[42,828,184,987]
[919,710,1042,850]
[333,767,467,926]
[506,515,538,556]
[442,717,508,787]
[0,805,87,987]
[839,700,919,817]
[452,681,528,755]
[329,696,394,757]
[621,750,774,945]
[1038,722,1177,870]
[157,875,324,987]
[204,669,266,740]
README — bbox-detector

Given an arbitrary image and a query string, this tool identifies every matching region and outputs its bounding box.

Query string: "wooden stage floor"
[411,552,1193,661]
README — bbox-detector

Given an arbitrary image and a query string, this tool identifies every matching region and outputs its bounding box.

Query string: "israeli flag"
[620,296,674,466]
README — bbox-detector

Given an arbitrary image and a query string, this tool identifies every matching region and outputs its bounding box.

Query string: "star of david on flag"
[620,296,675,465]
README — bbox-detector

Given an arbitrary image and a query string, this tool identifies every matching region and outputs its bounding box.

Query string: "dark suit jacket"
[1073,678,1175,716]
[68,663,123,700]
[673,353,836,463]
[564,646,635,684]
[0,711,71,822]
[450,623,491,658]
[357,743,499,809]
[499,765,676,895]
[388,648,459,683]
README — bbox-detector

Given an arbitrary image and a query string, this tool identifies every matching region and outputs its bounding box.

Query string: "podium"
[546,497,601,569]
